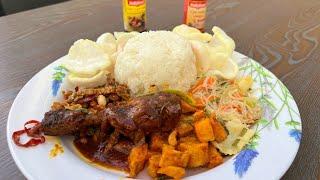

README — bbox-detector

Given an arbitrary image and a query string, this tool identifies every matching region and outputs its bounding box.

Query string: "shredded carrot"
[189,77,205,94]
[189,77,205,92]
[190,77,216,94]
[205,76,215,86]
[203,77,215,93]
[220,104,242,114]
[235,105,243,114]
[206,94,216,102]
[190,75,262,125]
[194,97,205,108]
[219,104,230,111]
[229,79,235,84]
[232,91,242,99]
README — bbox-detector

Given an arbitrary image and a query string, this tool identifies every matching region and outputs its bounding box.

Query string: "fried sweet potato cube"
[159,145,189,168]
[150,133,165,152]
[208,144,223,168]
[128,144,148,177]
[147,151,161,160]
[168,130,178,146]
[179,135,199,143]
[210,119,228,143]
[178,142,209,168]
[176,122,193,137]
[162,144,175,151]
[147,154,161,177]
[157,166,186,179]
[194,118,215,142]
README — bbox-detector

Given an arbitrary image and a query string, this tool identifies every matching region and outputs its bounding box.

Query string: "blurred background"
[0,0,69,16]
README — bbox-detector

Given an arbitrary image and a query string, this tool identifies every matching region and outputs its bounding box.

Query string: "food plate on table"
[7,25,301,180]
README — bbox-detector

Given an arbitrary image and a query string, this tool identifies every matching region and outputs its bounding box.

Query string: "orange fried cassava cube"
[178,142,209,168]
[157,166,186,179]
[179,135,199,143]
[194,118,215,142]
[147,154,162,178]
[147,151,161,161]
[208,143,224,168]
[210,119,228,143]
[150,133,165,152]
[159,145,189,168]
[128,144,148,177]
[168,130,178,146]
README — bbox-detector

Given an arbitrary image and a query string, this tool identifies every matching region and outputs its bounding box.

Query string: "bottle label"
[184,0,207,30]
[128,0,144,6]
[123,0,146,32]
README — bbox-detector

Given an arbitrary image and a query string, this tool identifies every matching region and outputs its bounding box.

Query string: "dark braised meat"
[31,92,182,174]
[104,93,181,136]
[113,139,134,155]
[73,137,131,171]
[39,109,100,136]
[38,93,181,137]
[40,109,87,136]
[103,130,120,153]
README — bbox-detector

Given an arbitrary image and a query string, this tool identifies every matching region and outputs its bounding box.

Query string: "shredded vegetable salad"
[190,76,262,125]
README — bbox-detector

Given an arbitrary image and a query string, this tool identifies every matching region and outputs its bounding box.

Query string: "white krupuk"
[173,24,212,42]
[62,39,112,88]
[190,26,238,79]
[96,33,117,56]
[67,70,109,88]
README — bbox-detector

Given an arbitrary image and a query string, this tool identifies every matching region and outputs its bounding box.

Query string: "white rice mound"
[115,31,197,94]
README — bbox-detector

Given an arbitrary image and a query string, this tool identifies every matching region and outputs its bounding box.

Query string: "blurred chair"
[0,2,4,16]
[1,0,69,15]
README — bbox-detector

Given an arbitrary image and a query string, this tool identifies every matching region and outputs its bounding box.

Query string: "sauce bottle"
[183,0,207,31]
[122,0,146,32]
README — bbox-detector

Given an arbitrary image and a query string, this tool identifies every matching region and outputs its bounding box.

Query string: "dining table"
[0,0,319,179]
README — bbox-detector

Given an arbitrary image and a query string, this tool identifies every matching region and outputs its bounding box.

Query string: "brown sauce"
[74,139,129,172]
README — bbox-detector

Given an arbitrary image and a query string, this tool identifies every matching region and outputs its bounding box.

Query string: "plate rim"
[7,61,52,180]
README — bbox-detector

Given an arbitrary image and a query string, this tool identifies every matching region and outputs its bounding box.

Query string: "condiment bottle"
[183,0,207,31]
[122,0,146,32]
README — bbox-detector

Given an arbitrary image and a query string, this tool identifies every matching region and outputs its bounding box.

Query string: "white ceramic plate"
[7,52,302,180]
